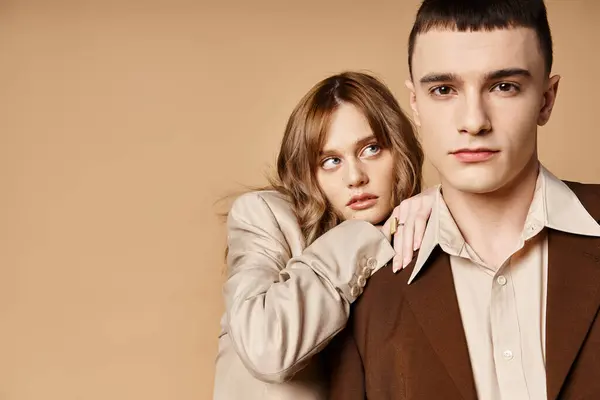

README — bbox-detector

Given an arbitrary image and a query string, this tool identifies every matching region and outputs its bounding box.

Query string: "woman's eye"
[362,144,381,157]
[322,157,341,170]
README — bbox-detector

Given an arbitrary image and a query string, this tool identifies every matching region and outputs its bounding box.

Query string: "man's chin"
[440,168,505,195]
[448,179,503,195]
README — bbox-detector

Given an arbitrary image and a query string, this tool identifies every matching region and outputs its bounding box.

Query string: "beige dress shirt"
[410,165,600,400]
[213,190,395,399]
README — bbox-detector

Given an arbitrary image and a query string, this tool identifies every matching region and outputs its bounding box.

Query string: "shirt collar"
[408,164,600,284]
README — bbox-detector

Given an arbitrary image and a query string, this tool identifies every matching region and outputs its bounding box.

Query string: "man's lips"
[451,148,499,163]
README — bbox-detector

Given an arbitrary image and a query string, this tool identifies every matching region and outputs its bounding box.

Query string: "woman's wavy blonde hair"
[266,71,424,245]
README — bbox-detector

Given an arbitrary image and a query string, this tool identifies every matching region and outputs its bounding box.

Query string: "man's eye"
[493,82,520,93]
[431,86,454,96]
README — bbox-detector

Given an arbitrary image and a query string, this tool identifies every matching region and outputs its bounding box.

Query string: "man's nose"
[457,93,492,136]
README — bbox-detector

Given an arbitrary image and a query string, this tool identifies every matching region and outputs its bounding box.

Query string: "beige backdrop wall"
[1,0,598,399]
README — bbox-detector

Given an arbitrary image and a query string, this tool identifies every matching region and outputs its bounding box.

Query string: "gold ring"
[390,217,399,235]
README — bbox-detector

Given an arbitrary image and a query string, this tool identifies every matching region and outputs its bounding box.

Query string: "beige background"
[0,0,598,399]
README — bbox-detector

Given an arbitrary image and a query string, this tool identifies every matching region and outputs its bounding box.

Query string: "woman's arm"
[224,192,394,383]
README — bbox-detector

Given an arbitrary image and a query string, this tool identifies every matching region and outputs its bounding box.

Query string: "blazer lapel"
[404,248,477,400]
[546,229,600,400]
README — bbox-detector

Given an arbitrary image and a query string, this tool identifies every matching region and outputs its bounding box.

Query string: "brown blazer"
[325,181,600,400]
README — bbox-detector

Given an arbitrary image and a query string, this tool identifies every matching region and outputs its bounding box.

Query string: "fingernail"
[393,265,399,273]
[403,257,410,268]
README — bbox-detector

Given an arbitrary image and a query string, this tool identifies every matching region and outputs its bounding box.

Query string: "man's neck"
[441,159,540,268]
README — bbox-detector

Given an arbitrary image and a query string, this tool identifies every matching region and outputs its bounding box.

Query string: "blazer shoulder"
[352,258,412,316]
[563,180,600,194]
[229,190,293,222]
[229,190,304,252]
[346,257,414,350]
[255,190,296,216]
[564,181,600,220]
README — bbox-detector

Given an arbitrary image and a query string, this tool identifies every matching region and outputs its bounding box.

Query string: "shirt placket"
[490,260,530,399]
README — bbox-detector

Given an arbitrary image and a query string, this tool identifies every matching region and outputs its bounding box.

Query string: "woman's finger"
[392,200,411,272]
[401,210,417,268]
[412,205,432,251]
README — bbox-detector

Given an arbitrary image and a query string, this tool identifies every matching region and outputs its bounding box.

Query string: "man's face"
[407,27,560,194]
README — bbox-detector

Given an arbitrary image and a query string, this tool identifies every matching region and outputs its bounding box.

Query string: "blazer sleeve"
[224,192,395,383]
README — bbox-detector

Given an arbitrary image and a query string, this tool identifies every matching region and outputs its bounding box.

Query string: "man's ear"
[538,74,561,126]
[405,79,421,127]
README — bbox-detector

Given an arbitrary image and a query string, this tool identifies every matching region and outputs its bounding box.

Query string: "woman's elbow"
[230,334,301,383]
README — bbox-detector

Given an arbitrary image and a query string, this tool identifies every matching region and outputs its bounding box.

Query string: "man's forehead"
[412,27,544,78]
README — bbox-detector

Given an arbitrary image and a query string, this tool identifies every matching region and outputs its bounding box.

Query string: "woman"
[213,71,434,399]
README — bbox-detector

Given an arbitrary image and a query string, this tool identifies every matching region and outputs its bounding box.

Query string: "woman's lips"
[347,195,378,211]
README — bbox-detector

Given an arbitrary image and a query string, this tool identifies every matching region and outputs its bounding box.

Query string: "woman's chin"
[345,207,390,225]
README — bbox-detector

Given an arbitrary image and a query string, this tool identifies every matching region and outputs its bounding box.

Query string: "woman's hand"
[379,186,437,272]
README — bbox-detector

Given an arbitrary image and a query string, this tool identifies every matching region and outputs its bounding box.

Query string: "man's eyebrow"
[418,68,532,85]
[485,68,532,80]
[419,73,457,85]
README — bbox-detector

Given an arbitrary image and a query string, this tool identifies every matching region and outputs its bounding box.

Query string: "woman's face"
[316,103,395,224]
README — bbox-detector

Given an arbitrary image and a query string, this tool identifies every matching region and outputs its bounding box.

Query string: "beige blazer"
[213,190,395,400]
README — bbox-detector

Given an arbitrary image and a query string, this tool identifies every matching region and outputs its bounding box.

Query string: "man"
[325,0,600,399]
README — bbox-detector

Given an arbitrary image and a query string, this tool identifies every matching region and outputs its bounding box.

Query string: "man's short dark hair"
[408,0,553,78]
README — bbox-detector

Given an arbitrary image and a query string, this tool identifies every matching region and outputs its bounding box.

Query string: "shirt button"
[497,275,507,286]
[502,350,513,360]
[362,266,372,277]
[366,258,377,269]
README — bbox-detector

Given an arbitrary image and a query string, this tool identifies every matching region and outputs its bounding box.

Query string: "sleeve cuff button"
[366,258,377,268]
[357,275,367,288]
